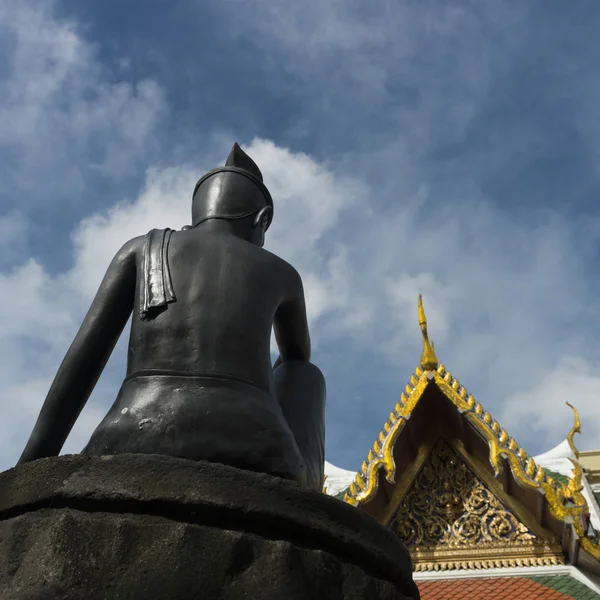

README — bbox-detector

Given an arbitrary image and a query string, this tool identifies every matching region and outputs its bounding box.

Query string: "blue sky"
[2,0,600,472]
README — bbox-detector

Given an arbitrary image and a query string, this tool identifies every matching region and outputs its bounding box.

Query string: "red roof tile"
[418,576,588,599]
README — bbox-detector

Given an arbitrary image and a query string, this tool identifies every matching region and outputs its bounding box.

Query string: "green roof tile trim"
[594,490,600,509]
[544,468,571,487]
[528,574,600,599]
[333,488,348,501]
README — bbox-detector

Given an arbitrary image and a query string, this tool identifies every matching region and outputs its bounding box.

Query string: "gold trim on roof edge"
[343,365,600,560]
[412,547,564,572]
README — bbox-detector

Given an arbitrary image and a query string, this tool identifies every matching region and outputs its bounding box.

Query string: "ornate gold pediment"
[390,439,564,571]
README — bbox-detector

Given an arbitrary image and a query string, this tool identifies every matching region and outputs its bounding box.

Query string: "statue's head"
[191,144,273,245]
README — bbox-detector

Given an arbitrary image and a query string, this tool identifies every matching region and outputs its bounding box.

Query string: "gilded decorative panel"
[390,439,564,571]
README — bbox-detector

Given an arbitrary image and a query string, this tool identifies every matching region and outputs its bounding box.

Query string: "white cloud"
[252,140,363,256]
[0,212,30,266]
[219,0,521,151]
[500,357,600,451]
[0,0,165,204]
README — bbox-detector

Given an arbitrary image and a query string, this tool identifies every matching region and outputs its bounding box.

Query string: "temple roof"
[417,573,600,599]
[335,296,600,570]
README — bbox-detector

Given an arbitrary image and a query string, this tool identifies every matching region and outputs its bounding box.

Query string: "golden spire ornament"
[418,294,438,371]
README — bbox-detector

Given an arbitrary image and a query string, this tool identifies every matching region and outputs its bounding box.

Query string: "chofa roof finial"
[566,401,581,459]
[418,294,438,371]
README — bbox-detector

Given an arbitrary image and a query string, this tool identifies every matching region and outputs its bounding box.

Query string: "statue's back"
[127,228,293,391]
[83,228,307,481]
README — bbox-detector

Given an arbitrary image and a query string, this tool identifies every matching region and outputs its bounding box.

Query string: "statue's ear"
[253,206,272,228]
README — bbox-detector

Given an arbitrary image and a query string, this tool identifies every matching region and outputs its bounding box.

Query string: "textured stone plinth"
[0,454,419,600]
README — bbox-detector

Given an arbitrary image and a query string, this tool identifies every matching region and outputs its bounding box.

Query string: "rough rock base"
[0,454,419,600]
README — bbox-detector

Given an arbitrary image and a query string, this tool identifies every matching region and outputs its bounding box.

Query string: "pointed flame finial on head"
[418,294,438,371]
[225,142,264,182]
[566,401,581,459]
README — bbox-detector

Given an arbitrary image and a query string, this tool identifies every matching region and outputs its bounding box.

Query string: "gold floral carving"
[393,439,535,547]
[390,439,563,570]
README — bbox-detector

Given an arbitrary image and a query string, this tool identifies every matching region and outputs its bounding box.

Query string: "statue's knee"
[306,361,325,387]
[300,361,326,401]
[276,359,324,384]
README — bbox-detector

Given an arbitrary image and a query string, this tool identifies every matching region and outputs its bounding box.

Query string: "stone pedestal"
[0,454,419,600]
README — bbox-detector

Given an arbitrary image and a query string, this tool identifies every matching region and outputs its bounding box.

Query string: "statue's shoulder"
[117,234,146,258]
[116,229,176,269]
[122,228,177,254]
[109,235,147,269]
[280,259,302,284]
[260,249,303,290]
[259,247,297,273]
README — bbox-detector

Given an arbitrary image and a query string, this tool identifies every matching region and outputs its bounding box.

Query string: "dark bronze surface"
[19,143,325,490]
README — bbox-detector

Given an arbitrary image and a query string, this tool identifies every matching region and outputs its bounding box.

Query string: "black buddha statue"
[19,143,326,491]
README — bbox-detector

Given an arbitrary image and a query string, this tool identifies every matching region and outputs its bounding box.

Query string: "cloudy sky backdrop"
[2,0,600,472]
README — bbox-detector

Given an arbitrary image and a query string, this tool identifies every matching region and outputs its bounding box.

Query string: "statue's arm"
[18,239,138,464]
[273,267,311,366]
